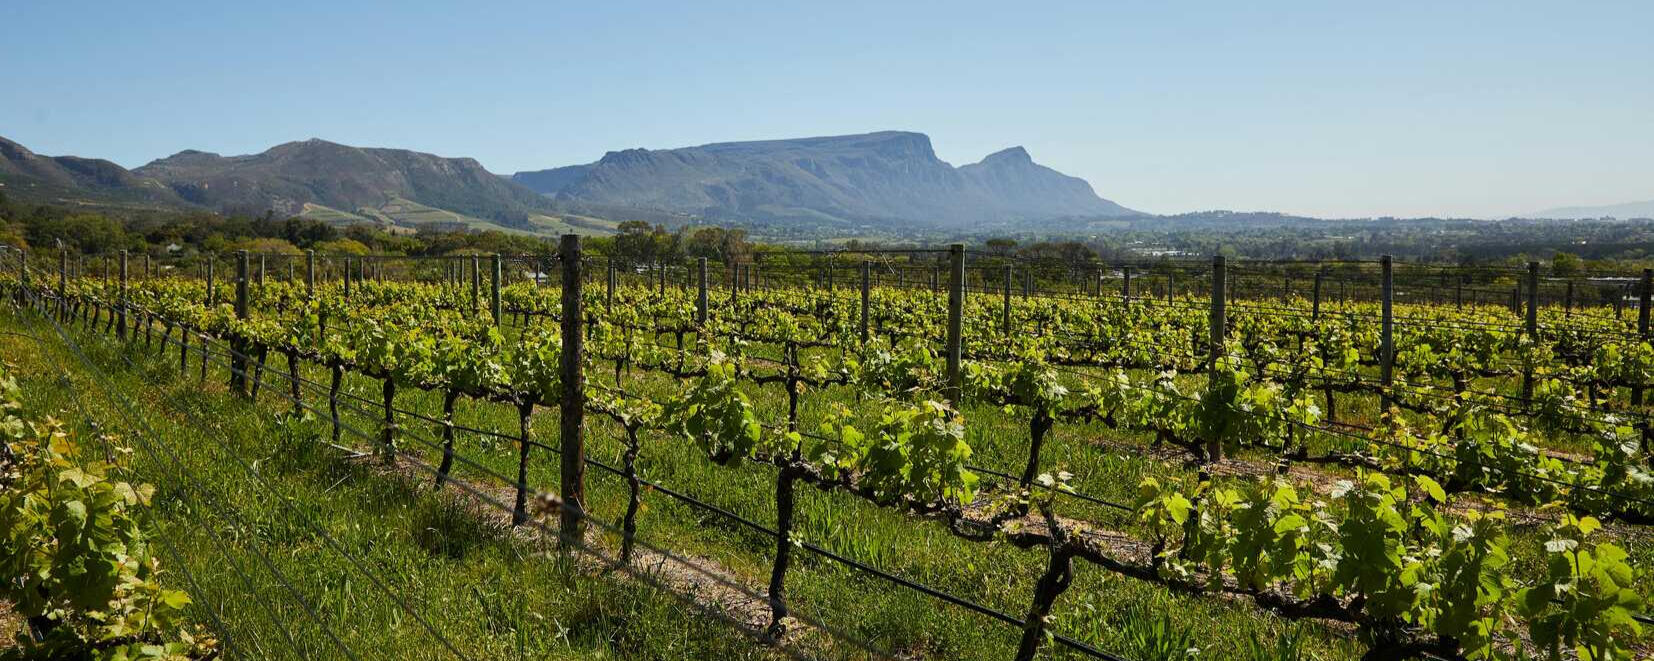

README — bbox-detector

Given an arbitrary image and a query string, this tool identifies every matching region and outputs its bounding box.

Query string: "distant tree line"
[6,190,1654,276]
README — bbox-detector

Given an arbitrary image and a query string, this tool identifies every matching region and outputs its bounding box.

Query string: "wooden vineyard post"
[117,250,128,340]
[1208,255,1226,462]
[1635,269,1652,455]
[1002,266,1013,336]
[257,254,266,287]
[1166,270,1174,305]
[861,260,872,344]
[1565,280,1574,318]
[1312,269,1323,319]
[58,250,67,321]
[696,257,708,325]
[1523,261,1539,401]
[306,250,316,297]
[1455,277,1463,310]
[230,251,249,396]
[11,249,21,308]
[559,234,587,548]
[1209,256,1226,368]
[945,243,965,405]
[342,257,351,301]
[490,254,502,326]
[1122,265,1132,306]
[1380,255,1395,413]
[206,256,215,307]
[1314,267,1334,424]
[729,260,738,304]
[471,255,481,311]
[607,262,616,310]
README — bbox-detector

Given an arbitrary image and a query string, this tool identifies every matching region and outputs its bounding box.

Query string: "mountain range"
[511,131,1134,227]
[0,131,1136,235]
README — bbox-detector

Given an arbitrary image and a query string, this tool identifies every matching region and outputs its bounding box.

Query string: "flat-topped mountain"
[513,131,1136,226]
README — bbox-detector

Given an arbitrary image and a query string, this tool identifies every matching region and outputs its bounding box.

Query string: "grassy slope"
[0,313,781,661]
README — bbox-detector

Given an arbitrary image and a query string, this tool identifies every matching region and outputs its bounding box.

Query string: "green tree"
[1552,251,1582,277]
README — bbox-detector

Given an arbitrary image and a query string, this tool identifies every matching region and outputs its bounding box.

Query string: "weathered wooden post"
[1314,267,1335,423]
[232,251,250,395]
[1523,261,1539,400]
[116,251,128,339]
[1003,266,1013,336]
[945,244,965,405]
[1312,269,1323,319]
[1208,255,1227,462]
[471,255,481,311]
[607,262,616,310]
[491,254,502,326]
[861,260,872,344]
[1633,272,1651,412]
[559,234,587,547]
[58,250,67,321]
[15,249,25,308]
[696,257,709,325]
[729,260,738,304]
[1380,256,1395,412]
[1122,265,1132,306]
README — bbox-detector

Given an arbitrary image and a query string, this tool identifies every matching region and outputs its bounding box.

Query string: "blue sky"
[3,1,1650,218]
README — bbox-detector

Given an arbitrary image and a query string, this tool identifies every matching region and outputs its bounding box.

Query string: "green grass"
[0,314,788,661]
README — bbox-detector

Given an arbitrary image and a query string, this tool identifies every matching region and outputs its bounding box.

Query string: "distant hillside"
[0,136,187,209]
[134,139,555,228]
[512,131,1137,227]
[1523,200,1654,220]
